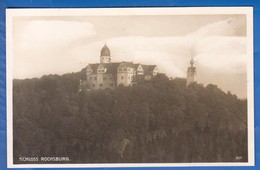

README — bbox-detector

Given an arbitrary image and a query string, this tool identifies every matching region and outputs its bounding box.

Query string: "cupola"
[100,44,111,63]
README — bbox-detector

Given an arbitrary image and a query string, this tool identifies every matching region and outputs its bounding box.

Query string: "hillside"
[13,73,247,163]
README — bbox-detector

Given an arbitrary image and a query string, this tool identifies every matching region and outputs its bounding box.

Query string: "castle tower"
[186,58,197,86]
[100,44,111,63]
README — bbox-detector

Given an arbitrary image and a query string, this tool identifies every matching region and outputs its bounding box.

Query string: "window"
[128,76,133,81]
[86,66,92,74]
[90,77,92,80]
[137,65,143,75]
[103,77,107,80]
[128,68,133,73]
[86,70,92,74]
[97,69,106,73]
[92,84,95,87]
[110,77,112,80]
[99,84,103,87]
[123,68,127,71]
[110,83,113,87]
[119,69,122,71]
[137,70,143,74]
[97,65,106,73]
[153,68,159,76]
[94,77,97,80]
[121,76,124,80]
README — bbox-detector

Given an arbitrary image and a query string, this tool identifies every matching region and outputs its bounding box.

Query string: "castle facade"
[81,44,159,90]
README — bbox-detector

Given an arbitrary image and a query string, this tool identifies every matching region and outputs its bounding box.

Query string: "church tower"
[100,44,111,63]
[186,58,197,86]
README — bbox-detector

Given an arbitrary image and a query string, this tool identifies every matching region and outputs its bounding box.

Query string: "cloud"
[15,20,96,50]
[13,20,97,78]
[14,18,246,78]
[71,35,247,76]
[187,18,243,37]
[194,36,247,73]
[186,19,247,74]
[13,18,248,98]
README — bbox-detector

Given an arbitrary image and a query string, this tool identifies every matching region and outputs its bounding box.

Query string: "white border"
[6,7,254,168]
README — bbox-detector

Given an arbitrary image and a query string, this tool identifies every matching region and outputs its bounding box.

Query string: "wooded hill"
[13,72,247,163]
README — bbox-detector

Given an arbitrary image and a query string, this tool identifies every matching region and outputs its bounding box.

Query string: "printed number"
[235,156,242,160]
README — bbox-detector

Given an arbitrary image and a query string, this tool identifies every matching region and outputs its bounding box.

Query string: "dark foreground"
[13,73,247,163]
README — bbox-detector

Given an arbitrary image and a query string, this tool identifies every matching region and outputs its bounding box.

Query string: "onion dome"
[100,44,110,56]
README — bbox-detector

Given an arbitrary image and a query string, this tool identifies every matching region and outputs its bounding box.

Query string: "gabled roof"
[141,64,157,75]
[134,63,142,69]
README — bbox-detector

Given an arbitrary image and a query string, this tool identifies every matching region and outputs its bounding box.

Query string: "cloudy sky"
[12,13,248,98]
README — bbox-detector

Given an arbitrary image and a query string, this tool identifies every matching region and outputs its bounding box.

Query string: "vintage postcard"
[6,7,254,168]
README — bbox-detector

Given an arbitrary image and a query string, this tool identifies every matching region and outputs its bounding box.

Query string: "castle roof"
[105,63,121,74]
[100,44,110,56]
[134,64,141,69]
[119,61,135,67]
[88,62,157,75]
[88,63,121,74]
[88,63,99,74]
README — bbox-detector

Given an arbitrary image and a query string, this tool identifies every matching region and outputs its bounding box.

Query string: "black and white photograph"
[6,8,254,167]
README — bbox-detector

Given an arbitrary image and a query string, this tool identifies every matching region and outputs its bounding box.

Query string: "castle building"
[186,58,197,86]
[81,44,159,90]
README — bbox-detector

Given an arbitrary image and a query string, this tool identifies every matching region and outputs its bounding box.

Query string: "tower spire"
[190,58,194,66]
[186,57,197,86]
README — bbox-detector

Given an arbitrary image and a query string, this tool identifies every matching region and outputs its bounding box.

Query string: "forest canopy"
[13,72,247,163]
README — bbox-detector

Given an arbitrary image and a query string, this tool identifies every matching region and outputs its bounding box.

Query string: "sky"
[12,13,248,98]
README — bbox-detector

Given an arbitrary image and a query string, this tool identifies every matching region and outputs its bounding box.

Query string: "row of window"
[89,76,113,81]
[89,68,136,74]
[88,75,134,81]
[97,69,106,73]
[88,66,157,75]
[118,68,133,73]
[90,77,97,80]
[118,68,127,72]
[92,83,114,87]
[137,70,143,74]
[120,75,133,81]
